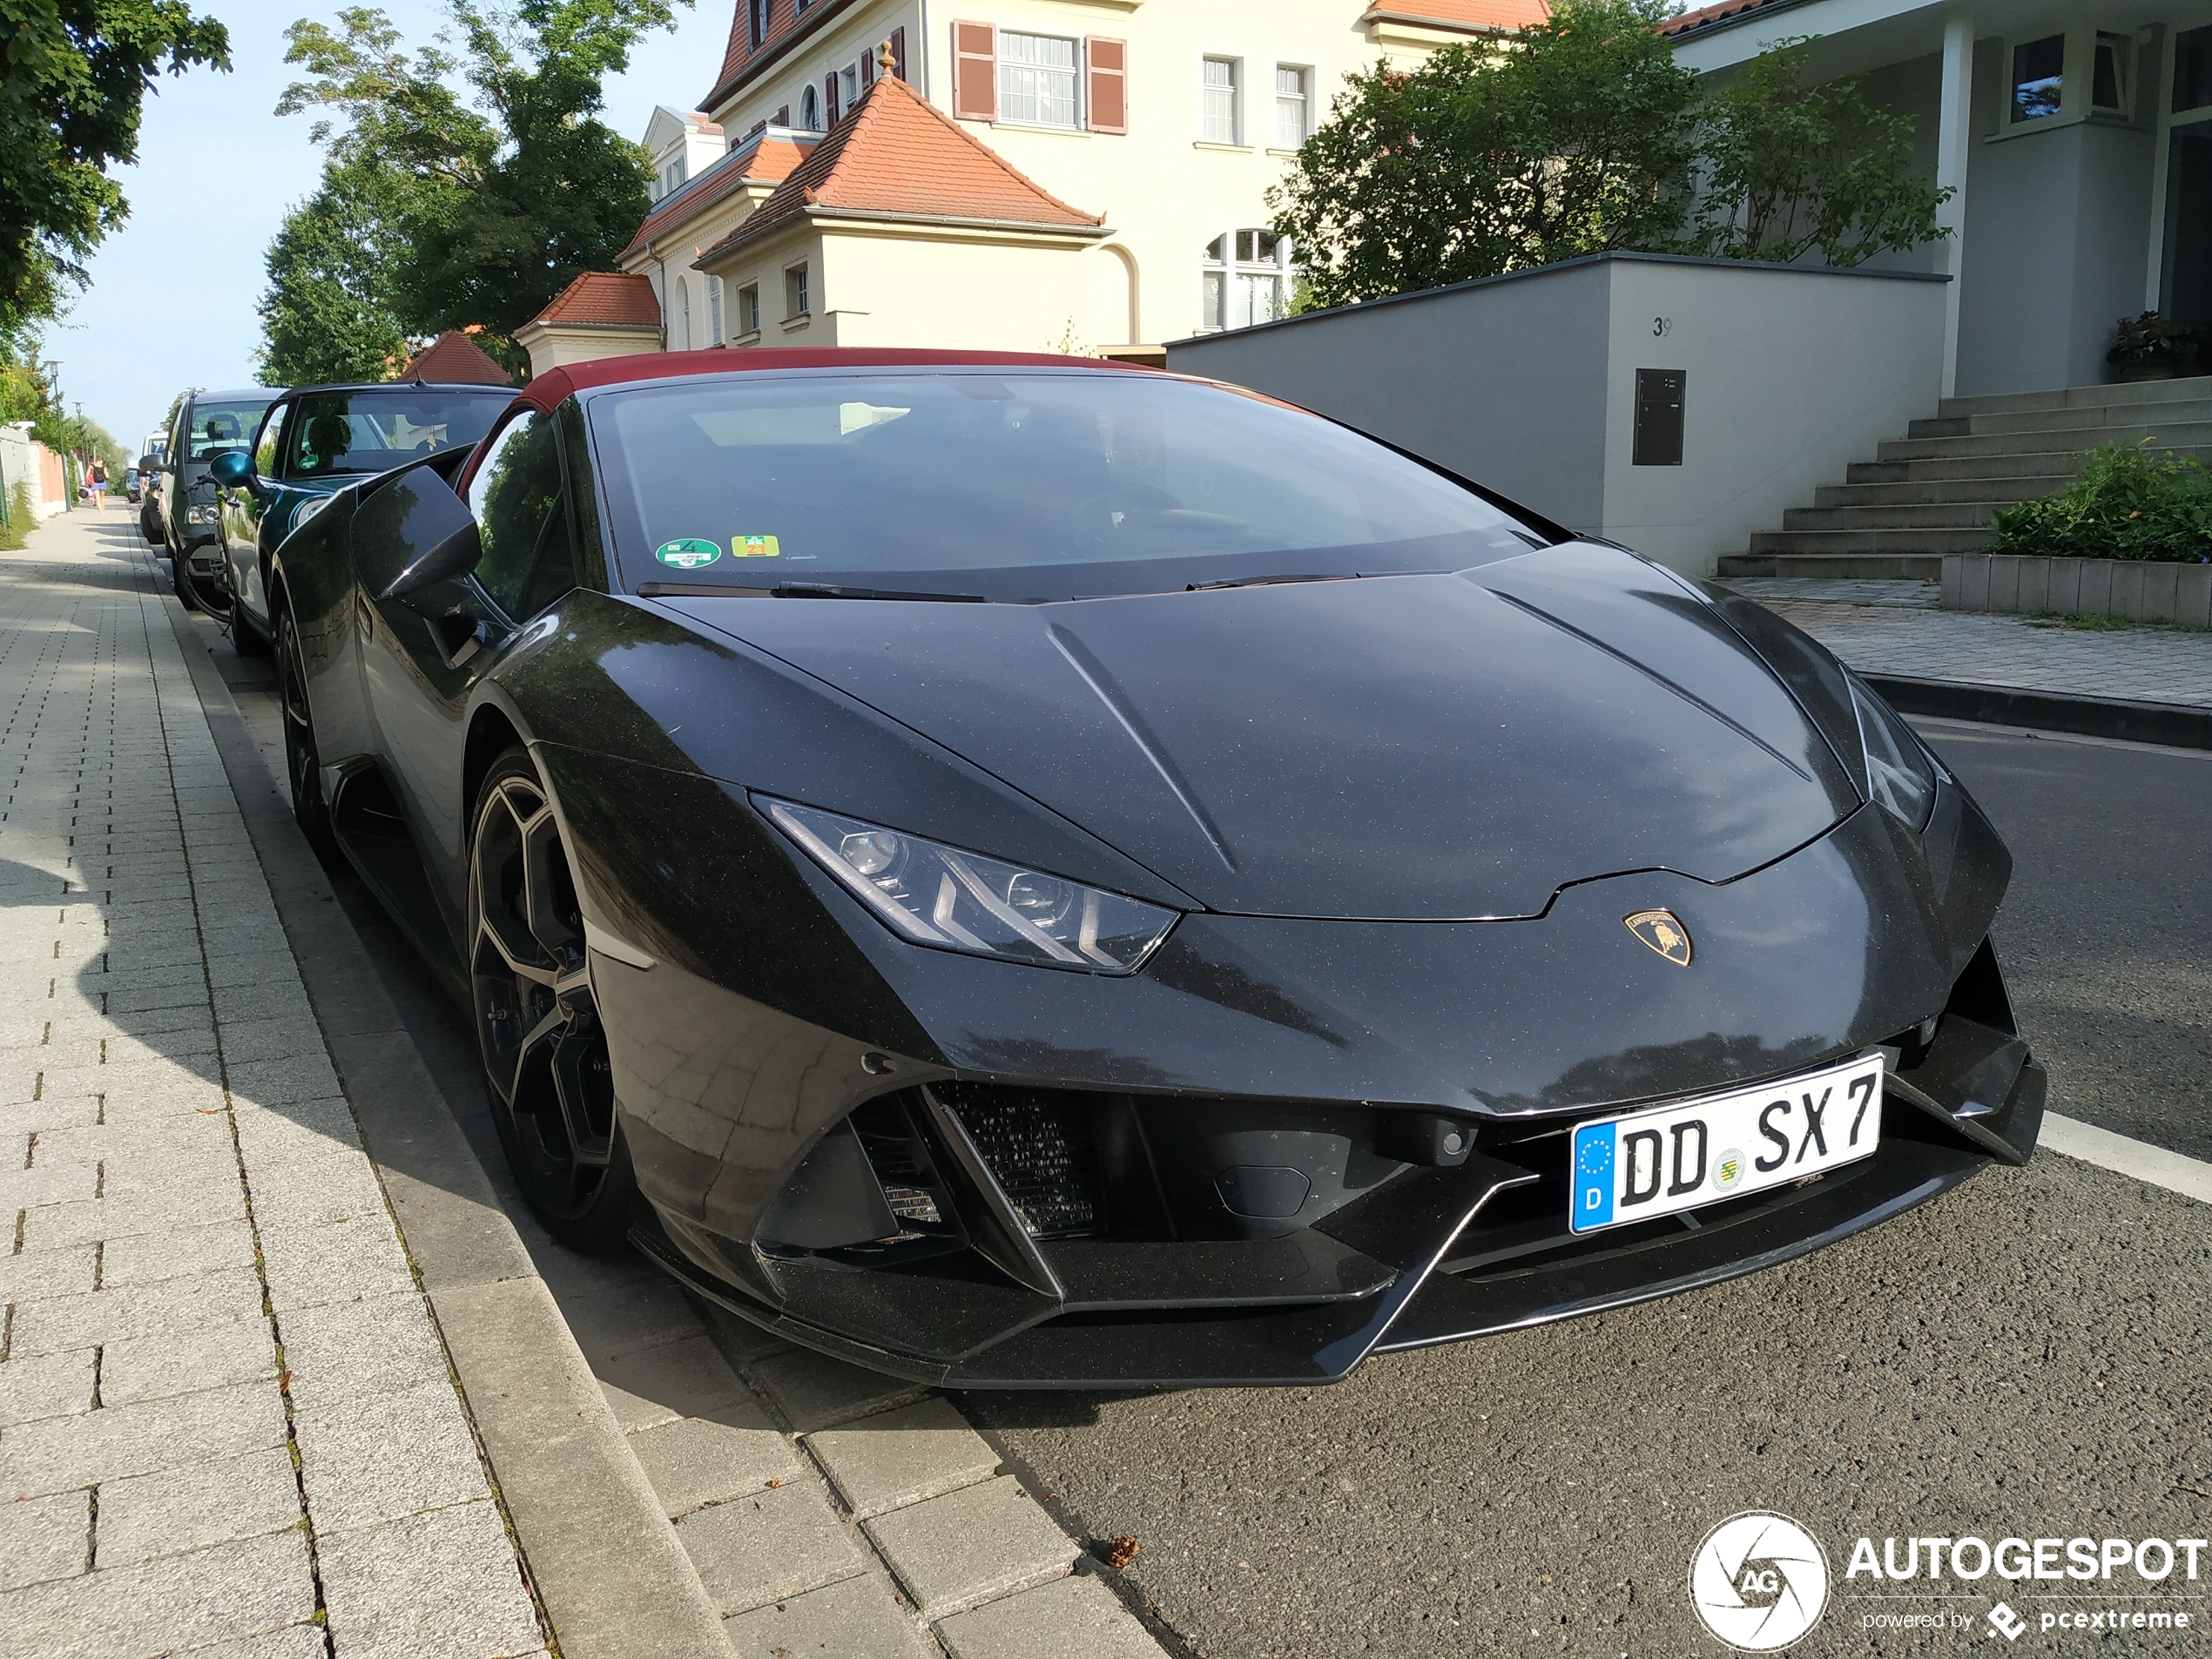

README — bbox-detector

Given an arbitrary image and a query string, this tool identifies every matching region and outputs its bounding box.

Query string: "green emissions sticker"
[732,535,781,558]
[655,537,722,569]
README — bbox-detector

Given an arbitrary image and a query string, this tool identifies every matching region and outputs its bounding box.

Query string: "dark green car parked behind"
[216,382,516,654]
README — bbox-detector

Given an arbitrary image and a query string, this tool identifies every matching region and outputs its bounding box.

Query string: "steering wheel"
[1049,483,1186,553]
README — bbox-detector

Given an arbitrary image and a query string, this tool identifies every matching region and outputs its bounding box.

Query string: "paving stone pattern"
[1721,579,2212,707]
[0,519,546,1658]
[555,1239,1170,1659]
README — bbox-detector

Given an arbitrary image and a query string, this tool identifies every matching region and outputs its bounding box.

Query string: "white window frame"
[998,30,1082,129]
[708,275,724,345]
[800,83,820,130]
[1198,226,1294,333]
[738,282,761,337]
[1274,64,1311,150]
[1201,56,1242,145]
[1999,27,2141,136]
[785,261,811,320]
[839,59,860,115]
[679,279,692,349]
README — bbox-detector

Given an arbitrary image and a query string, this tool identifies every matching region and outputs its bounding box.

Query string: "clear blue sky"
[46,0,733,452]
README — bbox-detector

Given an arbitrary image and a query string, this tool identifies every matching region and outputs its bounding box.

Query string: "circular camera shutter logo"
[1689,1512,1830,1651]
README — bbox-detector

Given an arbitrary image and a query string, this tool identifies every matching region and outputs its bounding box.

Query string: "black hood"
[660,544,1861,921]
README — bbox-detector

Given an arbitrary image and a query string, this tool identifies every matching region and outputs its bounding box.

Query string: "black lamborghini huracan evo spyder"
[267,347,2043,1387]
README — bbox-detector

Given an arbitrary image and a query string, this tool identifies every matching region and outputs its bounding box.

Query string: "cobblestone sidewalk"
[1720,579,2212,708]
[0,514,546,1657]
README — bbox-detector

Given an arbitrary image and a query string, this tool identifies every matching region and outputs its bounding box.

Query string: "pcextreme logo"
[1689,1513,1831,1651]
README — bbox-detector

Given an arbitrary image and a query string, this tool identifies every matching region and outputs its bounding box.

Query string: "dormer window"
[747,0,769,51]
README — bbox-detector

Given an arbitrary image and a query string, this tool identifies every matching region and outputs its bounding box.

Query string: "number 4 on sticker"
[732,535,780,557]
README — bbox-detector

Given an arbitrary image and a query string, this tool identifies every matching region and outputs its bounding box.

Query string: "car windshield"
[590,369,1544,599]
[188,399,275,460]
[286,388,513,477]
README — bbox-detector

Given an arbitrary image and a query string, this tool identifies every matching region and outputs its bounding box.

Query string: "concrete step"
[1749,527,1989,556]
[1936,374,2212,420]
[1908,400,2212,440]
[1877,420,2212,462]
[1811,476,2071,508]
[1717,551,1945,580]
[1783,501,1999,530]
[1844,445,2212,483]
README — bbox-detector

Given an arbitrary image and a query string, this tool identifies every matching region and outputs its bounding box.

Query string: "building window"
[786,263,810,320]
[840,59,860,114]
[1202,57,1240,145]
[2091,32,2129,115]
[1000,31,1078,127]
[679,280,692,348]
[1200,227,1292,331]
[2177,24,2212,112]
[708,275,724,344]
[739,283,760,335]
[748,0,768,50]
[1275,65,1310,148]
[2012,35,2063,123]
[800,83,820,129]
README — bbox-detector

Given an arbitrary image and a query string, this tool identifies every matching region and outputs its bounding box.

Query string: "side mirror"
[138,455,158,473]
[208,450,253,489]
[353,469,489,666]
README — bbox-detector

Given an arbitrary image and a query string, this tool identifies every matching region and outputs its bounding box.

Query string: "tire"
[170,536,199,610]
[468,748,637,1253]
[275,607,339,862]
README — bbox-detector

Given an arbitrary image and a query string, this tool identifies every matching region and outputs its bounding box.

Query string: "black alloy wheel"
[275,607,337,860]
[469,750,636,1252]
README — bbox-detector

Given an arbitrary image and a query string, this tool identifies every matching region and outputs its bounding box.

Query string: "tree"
[1272,4,1952,309]
[258,171,415,384]
[1271,0,1699,310]
[1684,37,1949,266]
[0,0,231,332]
[263,0,674,374]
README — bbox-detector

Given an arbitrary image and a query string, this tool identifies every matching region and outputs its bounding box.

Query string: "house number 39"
[1653,317,1673,337]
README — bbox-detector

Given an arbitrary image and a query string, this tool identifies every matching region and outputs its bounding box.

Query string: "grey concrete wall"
[1163,260,1613,533]
[1166,253,1945,577]
[1600,260,1946,570]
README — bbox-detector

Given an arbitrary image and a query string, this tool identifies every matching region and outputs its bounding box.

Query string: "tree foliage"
[1685,37,1947,266]
[1271,0,1952,309]
[0,0,230,332]
[260,0,673,375]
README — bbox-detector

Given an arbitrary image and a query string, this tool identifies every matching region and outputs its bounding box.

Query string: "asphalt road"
[193,610,2210,1658]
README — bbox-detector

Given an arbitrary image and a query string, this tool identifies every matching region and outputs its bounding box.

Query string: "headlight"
[761,798,1178,974]
[186,504,217,524]
[293,495,332,530]
[1844,671,1939,832]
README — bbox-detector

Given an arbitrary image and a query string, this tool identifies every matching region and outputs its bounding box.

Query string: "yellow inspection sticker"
[732,535,781,557]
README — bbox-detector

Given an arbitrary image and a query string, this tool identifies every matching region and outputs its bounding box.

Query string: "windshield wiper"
[635,581,988,602]
[1185,572,1356,592]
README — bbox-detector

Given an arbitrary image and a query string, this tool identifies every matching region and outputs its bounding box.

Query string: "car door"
[221,400,288,631]
[359,406,585,961]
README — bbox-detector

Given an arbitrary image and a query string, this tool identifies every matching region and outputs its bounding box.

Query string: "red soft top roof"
[518,347,1136,412]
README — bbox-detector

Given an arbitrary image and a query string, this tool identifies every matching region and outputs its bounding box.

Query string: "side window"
[467,411,578,621]
[254,406,287,480]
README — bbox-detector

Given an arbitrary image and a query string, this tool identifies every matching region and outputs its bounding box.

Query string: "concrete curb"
[159,591,733,1659]
[1865,673,2212,752]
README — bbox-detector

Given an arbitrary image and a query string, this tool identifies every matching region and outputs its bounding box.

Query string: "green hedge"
[0,482,32,552]
[1987,442,2212,562]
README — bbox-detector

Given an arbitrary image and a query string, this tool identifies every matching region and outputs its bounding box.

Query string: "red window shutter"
[890,26,907,81]
[953,21,995,120]
[825,71,839,121]
[1086,37,1127,133]
[860,46,874,87]
[773,104,790,126]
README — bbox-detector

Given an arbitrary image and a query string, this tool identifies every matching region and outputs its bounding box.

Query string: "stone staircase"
[1718,375,2212,579]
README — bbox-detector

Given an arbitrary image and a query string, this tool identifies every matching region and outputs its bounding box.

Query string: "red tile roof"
[619,131,814,261]
[397,330,516,384]
[709,0,841,111]
[529,272,663,329]
[1659,0,1790,37]
[696,72,1103,266]
[1363,0,1549,30]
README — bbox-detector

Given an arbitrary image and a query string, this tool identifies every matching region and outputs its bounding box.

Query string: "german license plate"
[1568,1052,1885,1234]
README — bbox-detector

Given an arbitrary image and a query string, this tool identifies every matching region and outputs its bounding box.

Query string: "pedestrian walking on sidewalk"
[87,458,109,509]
